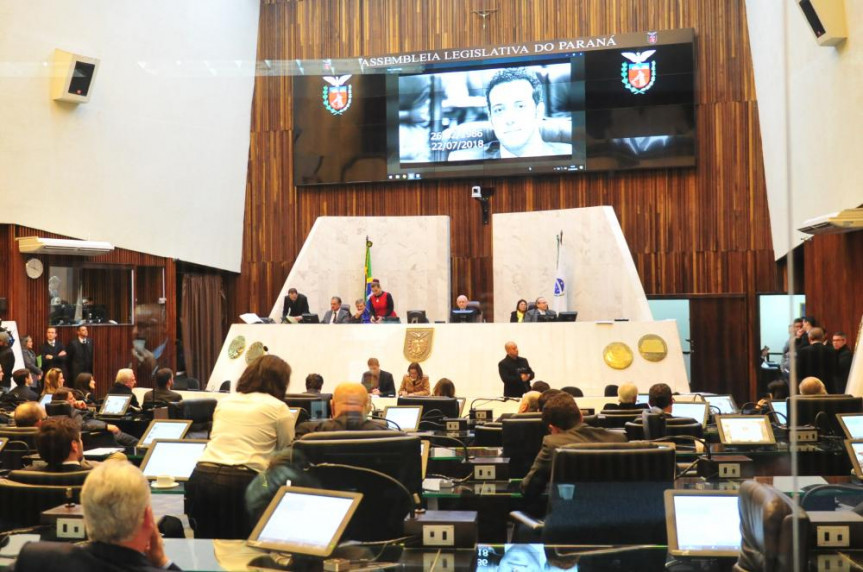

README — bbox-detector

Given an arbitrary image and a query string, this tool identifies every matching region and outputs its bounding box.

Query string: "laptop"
[671,402,709,427]
[39,394,53,408]
[705,395,738,415]
[383,405,423,432]
[716,415,776,446]
[99,394,133,417]
[770,400,788,425]
[138,419,193,448]
[247,486,363,557]
[636,394,650,405]
[139,439,208,481]
[665,490,741,557]
[838,413,863,440]
[845,440,863,479]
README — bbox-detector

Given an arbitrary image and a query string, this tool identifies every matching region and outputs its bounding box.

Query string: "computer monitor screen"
[99,394,132,416]
[557,311,578,322]
[39,394,52,407]
[284,394,332,420]
[665,490,741,557]
[450,309,478,323]
[300,313,320,324]
[139,439,208,481]
[770,400,788,424]
[791,395,863,436]
[397,396,460,420]
[845,440,863,479]
[705,395,738,414]
[838,414,863,440]
[636,394,650,405]
[247,486,362,557]
[383,405,423,432]
[671,402,708,427]
[406,310,428,324]
[715,415,775,446]
[138,420,192,448]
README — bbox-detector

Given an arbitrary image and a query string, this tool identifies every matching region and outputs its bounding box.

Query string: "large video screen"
[293,32,695,185]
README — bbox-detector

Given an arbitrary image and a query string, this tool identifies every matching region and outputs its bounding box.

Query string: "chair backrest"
[0,428,38,450]
[551,442,677,484]
[789,395,863,436]
[599,410,642,429]
[502,417,549,479]
[0,439,33,471]
[218,380,231,392]
[185,378,200,391]
[473,423,503,447]
[735,480,809,572]
[7,469,91,486]
[625,415,703,440]
[45,402,73,417]
[604,385,619,397]
[0,479,82,529]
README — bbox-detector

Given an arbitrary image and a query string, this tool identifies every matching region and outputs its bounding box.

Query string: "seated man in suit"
[361,357,395,396]
[602,382,648,411]
[525,297,557,322]
[646,383,673,416]
[54,389,138,448]
[13,460,180,571]
[296,382,386,438]
[109,368,140,408]
[9,369,40,402]
[321,296,350,324]
[521,392,626,498]
[281,287,310,322]
[304,373,324,395]
[13,401,46,428]
[142,368,183,406]
[24,416,97,473]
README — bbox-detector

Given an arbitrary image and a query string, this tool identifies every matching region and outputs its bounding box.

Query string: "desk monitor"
[770,400,788,425]
[397,396,460,420]
[284,394,332,421]
[557,311,578,322]
[838,414,863,440]
[636,394,650,406]
[845,440,863,479]
[665,490,741,557]
[536,313,557,323]
[138,419,192,448]
[790,395,863,436]
[139,439,208,481]
[705,395,738,415]
[383,405,423,432]
[300,313,320,324]
[671,402,709,427]
[715,415,776,446]
[248,486,363,557]
[450,309,478,323]
[39,394,52,408]
[99,394,133,416]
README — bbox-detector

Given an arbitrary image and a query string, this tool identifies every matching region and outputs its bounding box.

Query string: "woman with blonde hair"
[41,367,65,397]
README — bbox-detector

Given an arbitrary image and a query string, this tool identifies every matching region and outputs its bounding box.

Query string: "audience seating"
[45,402,73,417]
[6,469,91,486]
[624,415,704,440]
[0,439,32,471]
[167,399,217,438]
[0,427,38,450]
[502,417,548,479]
[597,410,642,428]
[0,479,82,529]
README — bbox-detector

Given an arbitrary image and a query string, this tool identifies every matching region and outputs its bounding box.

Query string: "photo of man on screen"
[449,67,572,161]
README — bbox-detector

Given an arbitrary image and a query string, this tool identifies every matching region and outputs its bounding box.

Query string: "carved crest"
[403,328,434,363]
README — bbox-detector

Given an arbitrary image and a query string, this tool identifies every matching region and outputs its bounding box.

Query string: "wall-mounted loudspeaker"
[798,0,847,46]
[52,49,100,103]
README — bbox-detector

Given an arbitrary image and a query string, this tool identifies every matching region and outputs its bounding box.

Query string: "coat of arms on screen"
[620,50,656,94]
[404,328,434,363]
[322,75,353,115]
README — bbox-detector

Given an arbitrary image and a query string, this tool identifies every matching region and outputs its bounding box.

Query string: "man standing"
[525,297,557,322]
[296,382,386,438]
[498,341,534,397]
[13,460,179,571]
[796,327,837,393]
[0,332,15,390]
[281,287,310,322]
[361,357,395,396]
[521,393,626,497]
[40,326,68,381]
[322,296,350,324]
[110,368,140,408]
[831,332,853,393]
[66,325,93,383]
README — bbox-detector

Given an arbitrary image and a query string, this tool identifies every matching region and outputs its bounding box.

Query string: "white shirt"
[197,392,296,472]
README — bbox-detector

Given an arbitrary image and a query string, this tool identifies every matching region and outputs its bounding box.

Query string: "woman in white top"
[186,354,295,539]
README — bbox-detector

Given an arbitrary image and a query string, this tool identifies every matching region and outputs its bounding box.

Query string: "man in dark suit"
[525,297,558,322]
[281,287,310,322]
[361,357,395,396]
[66,325,94,383]
[498,341,534,397]
[110,368,141,408]
[296,382,386,438]
[321,296,350,324]
[521,393,627,497]
[142,368,183,406]
[9,369,39,402]
[0,332,15,390]
[13,460,180,571]
[796,327,837,393]
[831,331,853,393]
[39,326,68,382]
[23,416,96,473]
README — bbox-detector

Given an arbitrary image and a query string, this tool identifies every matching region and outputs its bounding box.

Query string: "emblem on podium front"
[227,336,245,360]
[404,328,434,363]
[603,342,634,370]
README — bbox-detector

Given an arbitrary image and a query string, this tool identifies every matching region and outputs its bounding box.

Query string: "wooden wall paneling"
[689,296,750,403]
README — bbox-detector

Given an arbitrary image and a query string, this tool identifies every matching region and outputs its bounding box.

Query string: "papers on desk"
[83,447,124,457]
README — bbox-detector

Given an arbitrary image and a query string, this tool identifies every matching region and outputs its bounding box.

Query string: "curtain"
[181,274,225,384]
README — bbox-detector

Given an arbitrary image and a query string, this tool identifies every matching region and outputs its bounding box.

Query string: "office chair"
[6,468,91,486]
[734,480,809,572]
[604,384,619,397]
[0,427,38,450]
[560,386,584,397]
[0,439,33,471]
[624,415,704,440]
[473,423,503,447]
[45,402,73,417]
[167,399,217,438]
[597,410,642,428]
[0,480,82,529]
[218,380,231,392]
[502,417,548,479]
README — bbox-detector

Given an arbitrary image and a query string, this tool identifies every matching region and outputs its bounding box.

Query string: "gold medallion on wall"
[404,328,434,363]
[245,341,267,364]
[638,334,668,362]
[603,342,633,370]
[227,335,246,360]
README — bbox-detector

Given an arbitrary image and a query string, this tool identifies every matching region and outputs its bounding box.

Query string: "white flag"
[553,232,566,313]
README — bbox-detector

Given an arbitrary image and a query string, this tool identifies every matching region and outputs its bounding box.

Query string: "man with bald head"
[109,368,140,408]
[295,382,387,437]
[799,376,828,396]
[14,401,47,428]
[498,341,534,397]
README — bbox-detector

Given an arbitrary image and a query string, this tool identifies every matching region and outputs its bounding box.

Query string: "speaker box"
[52,49,100,103]
[798,0,847,46]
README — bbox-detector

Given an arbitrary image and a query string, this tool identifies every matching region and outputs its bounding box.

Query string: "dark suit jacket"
[9,385,39,402]
[361,370,395,396]
[39,340,68,379]
[321,308,351,324]
[0,346,15,388]
[525,309,558,323]
[521,424,628,497]
[13,540,181,572]
[282,293,310,319]
[67,338,94,382]
[295,412,387,438]
[498,355,534,397]
[510,310,526,323]
[109,383,140,408]
[22,460,97,473]
[142,388,183,405]
[796,343,837,392]
[834,346,852,392]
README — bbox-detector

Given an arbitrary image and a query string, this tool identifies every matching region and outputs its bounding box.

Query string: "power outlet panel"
[718,463,741,478]
[423,524,455,547]
[817,525,851,548]
[57,517,86,539]
[474,465,496,480]
[816,554,849,571]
